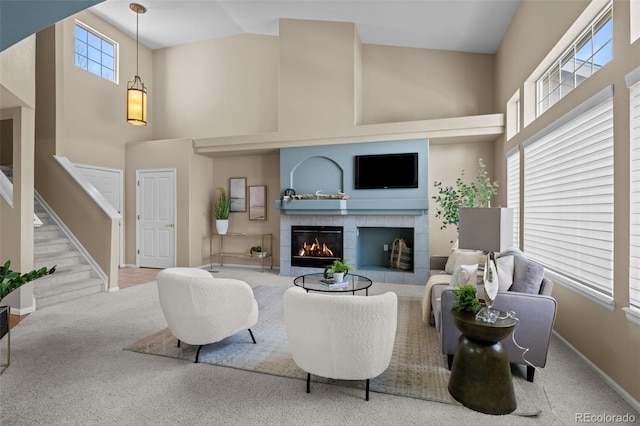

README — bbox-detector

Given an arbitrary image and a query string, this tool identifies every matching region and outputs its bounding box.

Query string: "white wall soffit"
[193,113,505,155]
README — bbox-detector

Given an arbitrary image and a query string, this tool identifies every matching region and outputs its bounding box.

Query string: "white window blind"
[524,95,614,296]
[629,81,640,308]
[506,147,520,248]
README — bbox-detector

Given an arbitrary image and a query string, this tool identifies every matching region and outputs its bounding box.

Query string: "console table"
[209,232,273,272]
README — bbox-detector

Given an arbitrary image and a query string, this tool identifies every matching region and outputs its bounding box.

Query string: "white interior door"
[137,169,176,268]
[76,164,124,266]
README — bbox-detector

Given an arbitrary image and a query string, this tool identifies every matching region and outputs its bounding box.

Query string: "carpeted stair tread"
[34,277,104,308]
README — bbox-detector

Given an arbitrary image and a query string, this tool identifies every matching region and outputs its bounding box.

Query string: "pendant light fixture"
[127,3,147,126]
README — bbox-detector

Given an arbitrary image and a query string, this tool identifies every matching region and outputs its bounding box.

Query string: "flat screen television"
[355,152,419,189]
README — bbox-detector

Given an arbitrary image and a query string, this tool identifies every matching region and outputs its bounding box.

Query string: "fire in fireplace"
[291,226,343,268]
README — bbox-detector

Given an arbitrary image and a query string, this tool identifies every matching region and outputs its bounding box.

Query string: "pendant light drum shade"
[127,75,147,125]
[127,3,147,126]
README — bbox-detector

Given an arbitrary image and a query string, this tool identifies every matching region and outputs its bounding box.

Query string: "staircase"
[33,200,104,308]
[1,166,104,308]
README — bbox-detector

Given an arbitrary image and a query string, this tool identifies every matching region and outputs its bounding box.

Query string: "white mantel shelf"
[275,198,428,215]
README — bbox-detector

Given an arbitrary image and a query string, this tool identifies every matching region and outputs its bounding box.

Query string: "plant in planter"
[452,284,480,313]
[325,259,353,283]
[1,260,56,340]
[214,187,231,235]
[432,158,499,230]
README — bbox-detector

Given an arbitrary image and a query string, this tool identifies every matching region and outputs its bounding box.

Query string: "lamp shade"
[458,207,514,252]
[127,75,147,126]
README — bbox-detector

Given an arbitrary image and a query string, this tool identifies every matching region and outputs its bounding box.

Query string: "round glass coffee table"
[293,273,372,295]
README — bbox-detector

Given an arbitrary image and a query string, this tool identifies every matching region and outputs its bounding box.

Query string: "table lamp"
[458,208,513,323]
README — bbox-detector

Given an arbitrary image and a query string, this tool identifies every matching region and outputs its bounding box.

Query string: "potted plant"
[214,187,231,235]
[432,158,499,230]
[325,259,353,283]
[452,284,480,313]
[1,260,56,340]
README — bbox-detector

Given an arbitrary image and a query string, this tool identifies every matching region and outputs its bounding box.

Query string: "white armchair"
[283,287,397,400]
[156,268,259,362]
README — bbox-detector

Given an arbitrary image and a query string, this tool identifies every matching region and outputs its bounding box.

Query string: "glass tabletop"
[293,272,372,294]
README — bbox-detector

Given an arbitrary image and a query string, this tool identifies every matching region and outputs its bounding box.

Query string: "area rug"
[125,286,543,416]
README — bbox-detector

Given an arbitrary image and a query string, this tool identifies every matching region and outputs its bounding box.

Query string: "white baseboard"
[10,305,36,315]
[107,287,120,293]
[553,331,640,413]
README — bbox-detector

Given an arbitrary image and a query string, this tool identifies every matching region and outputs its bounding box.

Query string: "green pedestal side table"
[447,309,518,415]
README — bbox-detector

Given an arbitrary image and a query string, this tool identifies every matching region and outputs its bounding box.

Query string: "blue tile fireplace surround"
[276,139,429,285]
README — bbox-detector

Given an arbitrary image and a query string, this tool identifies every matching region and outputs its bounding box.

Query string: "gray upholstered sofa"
[424,250,557,382]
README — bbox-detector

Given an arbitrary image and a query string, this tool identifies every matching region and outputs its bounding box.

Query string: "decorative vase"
[333,272,345,283]
[215,219,229,235]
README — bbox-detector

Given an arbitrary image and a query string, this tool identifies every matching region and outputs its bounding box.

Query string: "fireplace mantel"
[275,198,427,215]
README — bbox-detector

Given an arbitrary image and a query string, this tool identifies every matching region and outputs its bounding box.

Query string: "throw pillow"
[445,249,484,274]
[511,256,545,294]
[450,264,479,286]
[496,255,515,291]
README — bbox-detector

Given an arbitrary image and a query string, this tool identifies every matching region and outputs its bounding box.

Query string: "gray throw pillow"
[510,256,545,294]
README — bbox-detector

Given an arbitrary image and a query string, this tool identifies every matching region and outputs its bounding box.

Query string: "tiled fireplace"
[280,215,428,285]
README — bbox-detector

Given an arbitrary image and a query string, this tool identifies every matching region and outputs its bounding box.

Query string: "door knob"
[166,224,174,228]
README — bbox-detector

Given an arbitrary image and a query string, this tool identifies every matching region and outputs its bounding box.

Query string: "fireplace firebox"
[291,226,343,268]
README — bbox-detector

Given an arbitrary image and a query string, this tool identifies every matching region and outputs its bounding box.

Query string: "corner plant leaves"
[0,260,56,300]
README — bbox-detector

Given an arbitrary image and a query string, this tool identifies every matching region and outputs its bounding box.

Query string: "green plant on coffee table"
[452,284,480,313]
[328,259,352,274]
[0,260,56,301]
[432,158,499,229]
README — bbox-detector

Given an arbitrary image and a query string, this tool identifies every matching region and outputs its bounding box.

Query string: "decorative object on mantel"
[214,187,230,235]
[432,158,498,230]
[1,260,56,375]
[283,190,350,201]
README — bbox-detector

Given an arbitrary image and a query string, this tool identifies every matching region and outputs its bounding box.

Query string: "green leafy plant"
[452,284,480,313]
[432,158,499,229]
[328,259,352,274]
[214,187,230,220]
[0,260,56,301]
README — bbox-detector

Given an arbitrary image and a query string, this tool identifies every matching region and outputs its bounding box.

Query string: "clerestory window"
[74,21,118,83]
[536,2,612,116]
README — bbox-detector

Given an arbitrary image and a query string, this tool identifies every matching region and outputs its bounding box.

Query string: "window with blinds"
[506,147,520,248]
[524,90,614,297]
[629,79,640,309]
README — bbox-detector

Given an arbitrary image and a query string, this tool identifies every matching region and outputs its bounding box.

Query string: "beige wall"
[0,36,37,311]
[32,10,156,289]
[428,140,495,256]
[362,45,494,124]
[152,34,278,141]
[496,0,640,403]
[210,153,280,267]
[58,11,153,168]
[190,152,215,267]
[125,138,191,266]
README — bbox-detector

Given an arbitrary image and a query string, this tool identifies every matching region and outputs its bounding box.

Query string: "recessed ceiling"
[90,0,520,54]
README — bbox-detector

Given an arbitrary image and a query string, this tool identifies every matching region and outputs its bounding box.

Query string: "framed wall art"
[229,177,246,212]
[249,185,267,221]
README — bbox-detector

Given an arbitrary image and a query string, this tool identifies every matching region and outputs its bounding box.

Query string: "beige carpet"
[125,286,543,417]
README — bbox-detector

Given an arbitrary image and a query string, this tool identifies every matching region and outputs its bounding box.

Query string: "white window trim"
[546,269,614,310]
[626,65,640,319]
[506,145,520,248]
[74,19,119,84]
[523,85,614,307]
[623,307,640,326]
[523,0,613,127]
